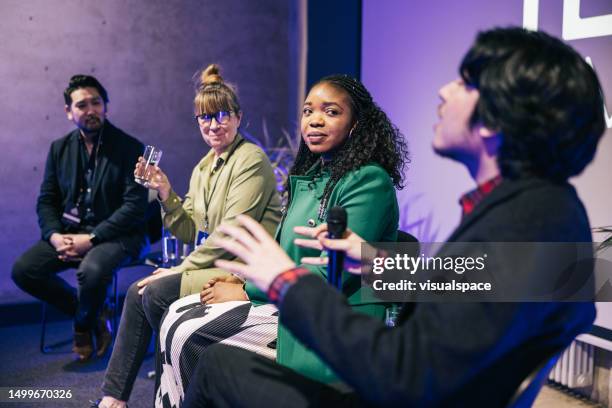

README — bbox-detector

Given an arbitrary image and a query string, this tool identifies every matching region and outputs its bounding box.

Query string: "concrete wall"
[0,0,302,304]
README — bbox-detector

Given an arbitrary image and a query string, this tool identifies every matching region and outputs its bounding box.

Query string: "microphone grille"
[327,206,347,237]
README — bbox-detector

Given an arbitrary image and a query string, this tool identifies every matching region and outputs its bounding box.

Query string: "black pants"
[12,239,130,331]
[183,343,366,408]
[101,272,181,401]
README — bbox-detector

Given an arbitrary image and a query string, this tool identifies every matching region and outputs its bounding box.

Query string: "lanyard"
[201,138,245,233]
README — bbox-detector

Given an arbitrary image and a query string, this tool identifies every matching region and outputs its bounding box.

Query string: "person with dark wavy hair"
[181,27,605,407]
[287,74,408,214]
[152,74,408,407]
[272,74,408,383]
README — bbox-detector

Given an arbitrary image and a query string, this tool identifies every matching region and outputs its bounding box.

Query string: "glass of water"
[135,145,163,186]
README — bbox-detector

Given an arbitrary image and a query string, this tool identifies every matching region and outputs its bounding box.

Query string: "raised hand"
[293,224,370,274]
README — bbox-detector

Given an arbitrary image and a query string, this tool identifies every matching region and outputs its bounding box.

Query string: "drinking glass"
[135,145,162,186]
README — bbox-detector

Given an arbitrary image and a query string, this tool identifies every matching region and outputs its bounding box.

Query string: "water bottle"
[385,304,401,327]
[181,242,192,260]
[162,228,179,266]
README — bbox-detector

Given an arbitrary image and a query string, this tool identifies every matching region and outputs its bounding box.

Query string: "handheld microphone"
[326,206,347,290]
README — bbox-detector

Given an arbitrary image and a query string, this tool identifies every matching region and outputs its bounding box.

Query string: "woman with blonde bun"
[94,64,281,408]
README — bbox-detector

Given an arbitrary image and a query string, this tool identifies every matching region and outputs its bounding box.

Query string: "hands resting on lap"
[50,232,93,262]
[134,213,372,300]
[200,275,248,305]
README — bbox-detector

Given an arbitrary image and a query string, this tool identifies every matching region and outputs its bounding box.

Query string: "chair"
[397,230,418,243]
[384,230,419,325]
[40,191,162,353]
[392,230,557,407]
[506,354,560,408]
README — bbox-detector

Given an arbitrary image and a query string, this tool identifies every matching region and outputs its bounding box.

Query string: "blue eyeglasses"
[195,111,234,125]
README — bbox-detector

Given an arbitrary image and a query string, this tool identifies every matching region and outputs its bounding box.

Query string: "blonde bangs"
[194,84,239,115]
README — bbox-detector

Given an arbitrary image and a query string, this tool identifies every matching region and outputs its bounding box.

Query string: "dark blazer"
[36,121,147,256]
[279,177,596,407]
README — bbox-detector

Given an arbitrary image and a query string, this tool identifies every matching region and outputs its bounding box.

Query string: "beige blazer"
[160,134,281,297]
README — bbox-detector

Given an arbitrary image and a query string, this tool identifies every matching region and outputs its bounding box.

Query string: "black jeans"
[183,343,365,408]
[12,239,130,331]
[101,272,181,401]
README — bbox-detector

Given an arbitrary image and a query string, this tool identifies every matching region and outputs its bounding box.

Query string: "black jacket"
[36,121,147,256]
[279,177,596,407]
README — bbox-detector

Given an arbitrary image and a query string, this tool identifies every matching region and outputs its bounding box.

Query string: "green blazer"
[247,162,399,383]
[160,134,281,297]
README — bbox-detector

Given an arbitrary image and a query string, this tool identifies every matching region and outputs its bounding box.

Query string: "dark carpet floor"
[0,320,155,407]
[0,261,159,408]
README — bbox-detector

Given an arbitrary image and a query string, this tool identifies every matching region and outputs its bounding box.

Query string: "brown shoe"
[73,330,94,361]
[95,311,113,357]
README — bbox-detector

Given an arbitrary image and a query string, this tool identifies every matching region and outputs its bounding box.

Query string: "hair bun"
[200,64,224,87]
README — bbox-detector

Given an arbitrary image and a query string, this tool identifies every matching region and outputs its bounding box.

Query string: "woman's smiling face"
[300,82,355,156]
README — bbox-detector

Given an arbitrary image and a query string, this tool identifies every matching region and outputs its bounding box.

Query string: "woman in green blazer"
[261,75,408,383]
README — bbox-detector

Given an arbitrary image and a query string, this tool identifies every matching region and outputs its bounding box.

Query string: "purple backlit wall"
[0,0,303,304]
[362,0,612,329]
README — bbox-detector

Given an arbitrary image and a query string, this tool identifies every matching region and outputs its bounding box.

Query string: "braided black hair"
[286,74,409,220]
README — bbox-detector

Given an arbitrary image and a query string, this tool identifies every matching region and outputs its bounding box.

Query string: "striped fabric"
[155,294,279,408]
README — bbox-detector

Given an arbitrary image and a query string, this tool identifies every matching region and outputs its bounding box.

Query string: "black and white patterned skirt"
[155,294,279,408]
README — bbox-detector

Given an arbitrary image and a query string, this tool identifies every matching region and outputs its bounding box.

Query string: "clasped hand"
[200,275,247,305]
[50,233,92,262]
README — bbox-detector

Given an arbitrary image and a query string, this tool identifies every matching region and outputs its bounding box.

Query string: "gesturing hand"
[213,215,296,293]
[293,224,370,274]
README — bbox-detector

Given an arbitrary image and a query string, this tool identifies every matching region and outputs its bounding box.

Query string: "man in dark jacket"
[12,75,147,361]
[183,28,605,407]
